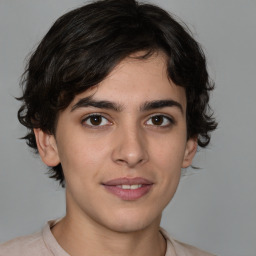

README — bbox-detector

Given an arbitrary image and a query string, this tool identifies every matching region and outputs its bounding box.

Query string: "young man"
[0,0,217,255]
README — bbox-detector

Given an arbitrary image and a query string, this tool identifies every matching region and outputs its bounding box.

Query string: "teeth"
[132,184,143,189]
[117,184,142,190]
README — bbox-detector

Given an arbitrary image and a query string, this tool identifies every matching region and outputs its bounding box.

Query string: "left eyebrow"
[140,100,184,114]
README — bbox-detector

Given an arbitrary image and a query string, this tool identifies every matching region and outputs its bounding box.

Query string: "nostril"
[114,155,147,168]
[111,130,149,167]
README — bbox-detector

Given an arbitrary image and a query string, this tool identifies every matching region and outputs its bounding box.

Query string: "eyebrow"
[71,96,123,112]
[71,97,183,114]
[140,100,184,114]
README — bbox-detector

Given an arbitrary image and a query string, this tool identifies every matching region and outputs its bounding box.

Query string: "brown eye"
[90,115,102,126]
[151,115,164,125]
[82,114,110,127]
[145,115,174,127]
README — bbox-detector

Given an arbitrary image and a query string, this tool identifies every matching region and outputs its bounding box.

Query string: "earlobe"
[182,137,198,168]
[34,128,60,167]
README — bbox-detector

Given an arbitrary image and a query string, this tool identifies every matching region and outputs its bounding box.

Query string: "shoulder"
[0,231,48,256]
[160,228,216,256]
[170,239,216,256]
[0,219,69,256]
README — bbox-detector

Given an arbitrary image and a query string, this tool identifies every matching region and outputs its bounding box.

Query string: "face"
[36,52,197,233]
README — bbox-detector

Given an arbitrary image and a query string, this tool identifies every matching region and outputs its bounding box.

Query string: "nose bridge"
[112,120,148,168]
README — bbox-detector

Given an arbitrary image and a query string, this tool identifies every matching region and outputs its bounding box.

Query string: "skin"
[34,52,197,256]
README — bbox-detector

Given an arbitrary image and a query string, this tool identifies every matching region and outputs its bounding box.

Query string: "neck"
[52,211,166,256]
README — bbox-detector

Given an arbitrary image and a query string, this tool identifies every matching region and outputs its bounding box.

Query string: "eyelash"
[81,113,175,128]
[81,114,112,128]
[145,114,175,128]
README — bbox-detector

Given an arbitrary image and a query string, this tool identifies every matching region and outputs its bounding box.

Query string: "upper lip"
[102,177,153,186]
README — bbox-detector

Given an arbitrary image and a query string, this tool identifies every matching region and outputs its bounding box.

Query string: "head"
[18,0,217,187]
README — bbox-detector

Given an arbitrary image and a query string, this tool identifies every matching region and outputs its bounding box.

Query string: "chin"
[106,220,151,233]
[100,209,162,233]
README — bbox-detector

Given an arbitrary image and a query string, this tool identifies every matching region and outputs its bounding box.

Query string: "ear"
[182,136,198,168]
[34,128,60,166]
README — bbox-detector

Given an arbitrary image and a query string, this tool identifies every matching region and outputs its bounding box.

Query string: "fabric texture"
[0,220,215,256]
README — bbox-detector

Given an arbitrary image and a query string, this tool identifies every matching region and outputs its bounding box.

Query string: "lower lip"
[103,185,152,201]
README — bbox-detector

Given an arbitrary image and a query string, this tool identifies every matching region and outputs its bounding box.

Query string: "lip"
[102,177,153,201]
[103,177,153,186]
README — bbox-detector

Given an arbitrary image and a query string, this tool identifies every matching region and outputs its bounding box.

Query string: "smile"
[102,177,153,201]
[117,184,142,189]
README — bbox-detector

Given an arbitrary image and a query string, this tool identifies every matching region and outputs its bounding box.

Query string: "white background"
[0,1,256,255]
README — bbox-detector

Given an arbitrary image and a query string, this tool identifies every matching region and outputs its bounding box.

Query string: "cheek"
[150,135,187,169]
[56,133,111,180]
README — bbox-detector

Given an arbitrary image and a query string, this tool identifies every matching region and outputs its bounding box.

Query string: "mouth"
[116,184,143,189]
[102,177,153,201]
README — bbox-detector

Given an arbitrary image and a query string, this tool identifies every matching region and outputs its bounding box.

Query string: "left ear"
[182,136,198,168]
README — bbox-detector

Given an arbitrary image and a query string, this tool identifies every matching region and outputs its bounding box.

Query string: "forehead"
[70,52,186,110]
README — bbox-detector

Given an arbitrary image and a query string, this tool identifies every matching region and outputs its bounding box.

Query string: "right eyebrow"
[71,96,123,112]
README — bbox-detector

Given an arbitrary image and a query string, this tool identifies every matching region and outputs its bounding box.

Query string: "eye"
[145,115,174,127]
[82,114,111,127]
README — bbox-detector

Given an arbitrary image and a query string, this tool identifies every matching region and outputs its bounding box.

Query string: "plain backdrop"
[0,1,256,256]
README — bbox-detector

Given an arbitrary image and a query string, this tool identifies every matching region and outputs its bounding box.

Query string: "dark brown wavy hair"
[18,0,217,186]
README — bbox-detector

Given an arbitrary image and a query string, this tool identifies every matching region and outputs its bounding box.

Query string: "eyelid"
[81,113,113,127]
[145,113,175,127]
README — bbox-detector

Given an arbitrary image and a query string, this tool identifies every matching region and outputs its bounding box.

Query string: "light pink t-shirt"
[0,220,215,256]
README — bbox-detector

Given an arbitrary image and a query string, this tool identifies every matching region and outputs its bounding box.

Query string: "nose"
[111,124,149,168]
